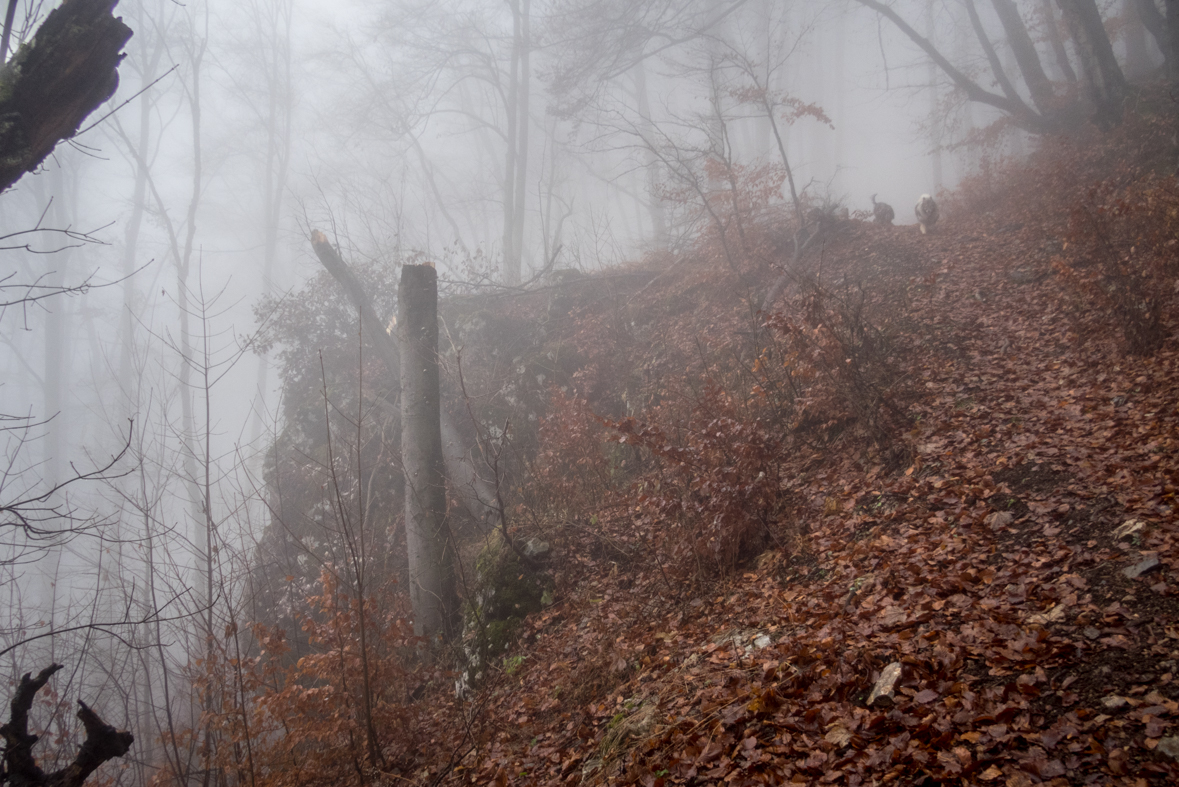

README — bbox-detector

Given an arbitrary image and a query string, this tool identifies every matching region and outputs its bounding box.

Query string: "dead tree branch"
[0,0,133,192]
[0,664,133,787]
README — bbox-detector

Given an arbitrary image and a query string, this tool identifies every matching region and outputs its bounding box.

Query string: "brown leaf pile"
[408,115,1179,787]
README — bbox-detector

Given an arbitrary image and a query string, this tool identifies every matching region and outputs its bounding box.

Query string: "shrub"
[761,277,912,450]
[602,381,791,580]
[1055,175,1179,354]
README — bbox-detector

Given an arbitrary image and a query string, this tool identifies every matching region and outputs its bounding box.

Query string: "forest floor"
[415,119,1179,787]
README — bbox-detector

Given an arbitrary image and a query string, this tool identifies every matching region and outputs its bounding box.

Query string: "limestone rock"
[1101,695,1129,711]
[524,537,551,558]
[1123,555,1161,579]
[868,662,902,707]
[1028,604,1068,625]
[1113,520,1145,540]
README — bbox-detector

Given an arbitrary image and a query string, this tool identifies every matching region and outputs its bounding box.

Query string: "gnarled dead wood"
[0,0,133,192]
[1,664,133,787]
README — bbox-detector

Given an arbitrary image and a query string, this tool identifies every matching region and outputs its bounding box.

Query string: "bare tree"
[851,0,1126,133]
[107,0,168,419]
[543,0,761,250]
[217,0,297,450]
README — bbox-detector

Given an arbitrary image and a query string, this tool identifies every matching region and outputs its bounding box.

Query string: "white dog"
[915,194,939,235]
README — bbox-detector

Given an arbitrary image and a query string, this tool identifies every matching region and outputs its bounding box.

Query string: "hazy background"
[1,0,1147,729]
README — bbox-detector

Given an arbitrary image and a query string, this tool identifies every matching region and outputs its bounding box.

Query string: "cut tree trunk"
[308,231,504,534]
[0,664,134,787]
[0,0,132,192]
[399,264,458,641]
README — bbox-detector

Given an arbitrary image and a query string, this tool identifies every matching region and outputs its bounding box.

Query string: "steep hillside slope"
[410,115,1179,786]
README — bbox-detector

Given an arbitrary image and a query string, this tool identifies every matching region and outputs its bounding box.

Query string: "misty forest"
[2,0,1179,785]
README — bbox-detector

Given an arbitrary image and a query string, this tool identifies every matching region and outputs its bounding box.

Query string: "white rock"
[868,662,902,707]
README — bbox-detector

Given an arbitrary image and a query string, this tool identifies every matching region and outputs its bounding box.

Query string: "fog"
[0,0,1150,759]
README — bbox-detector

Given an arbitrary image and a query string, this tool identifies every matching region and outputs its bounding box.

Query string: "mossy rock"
[473,531,549,621]
[457,531,552,692]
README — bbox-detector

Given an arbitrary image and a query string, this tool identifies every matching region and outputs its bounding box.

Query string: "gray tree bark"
[248,0,295,450]
[1132,0,1172,76]
[398,264,457,642]
[1162,0,1179,79]
[1124,0,1155,79]
[511,0,531,282]
[1056,0,1127,128]
[117,8,162,411]
[965,0,1025,107]
[501,0,532,285]
[1038,0,1079,83]
[308,231,503,534]
[854,0,1054,132]
[633,59,667,248]
[990,0,1056,114]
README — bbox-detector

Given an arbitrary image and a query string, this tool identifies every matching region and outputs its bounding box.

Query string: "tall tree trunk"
[39,167,75,619]
[249,0,294,450]
[927,0,943,193]
[965,0,1025,106]
[834,11,847,194]
[1056,0,1127,128]
[1039,0,1079,82]
[990,0,1056,114]
[120,3,165,412]
[632,60,667,248]
[398,264,457,642]
[854,0,1053,132]
[1165,0,1179,80]
[1,0,17,62]
[510,0,531,282]
[40,168,71,493]
[169,13,214,783]
[1132,0,1171,76]
[1123,0,1154,79]
[501,1,521,284]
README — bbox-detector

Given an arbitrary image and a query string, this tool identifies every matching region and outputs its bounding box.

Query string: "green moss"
[0,63,19,104]
[482,618,521,654]
[473,532,547,618]
[459,531,552,688]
